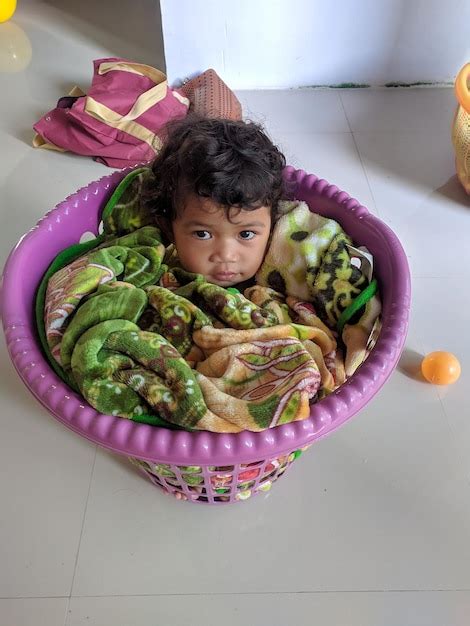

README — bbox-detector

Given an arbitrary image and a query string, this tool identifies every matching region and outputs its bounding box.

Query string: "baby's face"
[172,195,271,286]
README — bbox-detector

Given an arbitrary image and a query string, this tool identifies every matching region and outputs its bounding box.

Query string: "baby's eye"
[239,230,256,240]
[193,230,211,240]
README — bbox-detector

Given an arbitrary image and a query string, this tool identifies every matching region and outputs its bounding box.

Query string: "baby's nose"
[212,239,238,262]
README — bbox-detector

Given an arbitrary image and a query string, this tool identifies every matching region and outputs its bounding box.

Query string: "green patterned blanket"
[37,169,380,433]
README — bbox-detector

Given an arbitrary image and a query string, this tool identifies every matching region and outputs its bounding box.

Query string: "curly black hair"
[141,114,286,225]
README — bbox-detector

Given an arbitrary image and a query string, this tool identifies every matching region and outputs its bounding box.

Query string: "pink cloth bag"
[33,58,189,168]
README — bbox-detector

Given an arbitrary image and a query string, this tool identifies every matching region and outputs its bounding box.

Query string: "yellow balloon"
[0,0,17,23]
[0,21,32,73]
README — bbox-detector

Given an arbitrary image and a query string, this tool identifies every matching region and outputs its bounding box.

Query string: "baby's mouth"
[212,270,238,283]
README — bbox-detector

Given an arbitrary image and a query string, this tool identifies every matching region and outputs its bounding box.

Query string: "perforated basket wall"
[130,445,311,503]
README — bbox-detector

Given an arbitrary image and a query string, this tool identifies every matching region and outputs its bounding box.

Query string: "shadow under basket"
[1,166,411,505]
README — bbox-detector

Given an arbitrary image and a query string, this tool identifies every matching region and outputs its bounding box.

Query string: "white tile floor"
[1,3,470,626]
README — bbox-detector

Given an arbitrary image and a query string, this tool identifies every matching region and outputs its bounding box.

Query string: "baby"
[142,115,286,287]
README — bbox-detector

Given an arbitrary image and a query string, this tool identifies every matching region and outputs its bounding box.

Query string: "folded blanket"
[71,319,321,432]
[102,168,156,236]
[38,169,381,433]
[256,200,382,376]
[44,225,165,366]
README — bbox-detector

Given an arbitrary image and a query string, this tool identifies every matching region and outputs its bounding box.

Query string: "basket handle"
[455,63,470,114]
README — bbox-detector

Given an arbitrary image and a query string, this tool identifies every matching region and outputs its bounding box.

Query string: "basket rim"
[1,166,411,465]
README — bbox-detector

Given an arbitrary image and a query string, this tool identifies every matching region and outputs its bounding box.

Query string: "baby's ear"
[155,216,174,244]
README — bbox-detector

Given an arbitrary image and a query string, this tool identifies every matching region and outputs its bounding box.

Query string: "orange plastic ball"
[421,351,461,385]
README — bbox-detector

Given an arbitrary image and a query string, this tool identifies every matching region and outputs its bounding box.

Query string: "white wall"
[160,0,470,89]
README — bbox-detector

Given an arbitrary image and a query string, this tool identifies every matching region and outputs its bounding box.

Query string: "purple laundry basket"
[1,167,411,504]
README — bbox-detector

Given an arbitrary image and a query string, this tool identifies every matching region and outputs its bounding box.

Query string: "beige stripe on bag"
[85,97,163,152]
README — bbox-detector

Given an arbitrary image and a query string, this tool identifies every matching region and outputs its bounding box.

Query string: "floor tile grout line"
[337,90,355,135]
[2,588,470,601]
[41,588,470,600]
[337,91,381,218]
[277,128,456,134]
[273,130,358,136]
[62,598,69,626]
[0,596,70,600]
[269,129,454,135]
[350,131,381,218]
[64,445,98,623]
